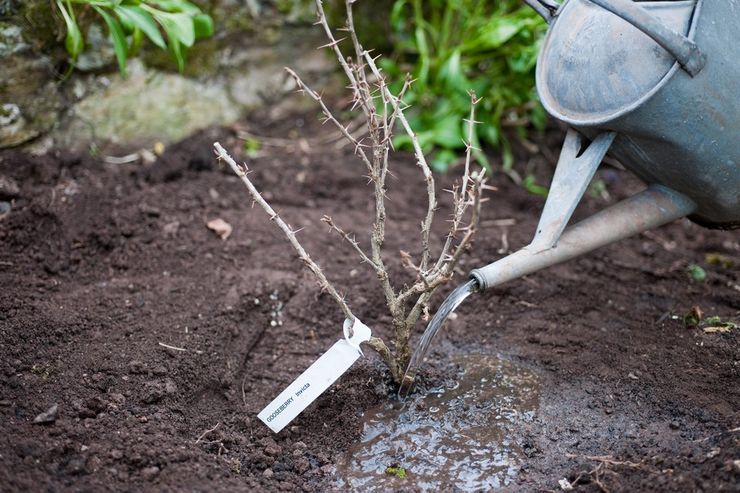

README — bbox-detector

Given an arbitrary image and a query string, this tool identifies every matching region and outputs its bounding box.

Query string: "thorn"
[317,37,347,50]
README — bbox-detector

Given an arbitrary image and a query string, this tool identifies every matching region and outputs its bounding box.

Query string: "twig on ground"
[158,342,188,352]
[195,422,221,444]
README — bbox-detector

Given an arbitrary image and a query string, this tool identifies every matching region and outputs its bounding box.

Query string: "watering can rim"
[535,0,704,127]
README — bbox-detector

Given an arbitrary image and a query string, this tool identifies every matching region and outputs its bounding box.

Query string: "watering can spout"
[470,185,696,291]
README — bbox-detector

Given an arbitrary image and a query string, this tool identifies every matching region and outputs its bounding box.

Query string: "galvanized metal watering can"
[470,0,740,291]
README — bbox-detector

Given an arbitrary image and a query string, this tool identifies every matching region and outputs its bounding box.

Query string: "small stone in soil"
[0,201,11,219]
[33,404,58,424]
[141,466,160,481]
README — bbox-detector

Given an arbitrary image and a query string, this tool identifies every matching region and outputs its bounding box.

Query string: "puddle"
[336,354,541,491]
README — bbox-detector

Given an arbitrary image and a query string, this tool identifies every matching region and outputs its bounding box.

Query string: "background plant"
[55,0,214,75]
[381,0,547,183]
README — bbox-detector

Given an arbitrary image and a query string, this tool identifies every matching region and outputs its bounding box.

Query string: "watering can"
[469,0,739,291]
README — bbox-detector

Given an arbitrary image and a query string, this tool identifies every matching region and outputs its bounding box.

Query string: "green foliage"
[385,466,407,478]
[382,0,547,176]
[54,0,214,75]
[686,263,707,283]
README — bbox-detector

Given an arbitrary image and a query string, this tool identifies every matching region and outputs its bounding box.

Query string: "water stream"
[335,354,541,491]
[398,279,479,398]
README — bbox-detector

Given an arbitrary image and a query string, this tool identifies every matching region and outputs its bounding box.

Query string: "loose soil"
[1,117,738,492]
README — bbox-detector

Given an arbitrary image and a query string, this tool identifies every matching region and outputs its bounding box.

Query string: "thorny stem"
[321,215,376,268]
[214,143,355,321]
[215,142,400,377]
[285,67,373,174]
[315,0,398,317]
[218,1,488,384]
[362,52,437,275]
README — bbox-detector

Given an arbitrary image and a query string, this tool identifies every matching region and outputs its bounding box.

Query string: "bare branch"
[314,0,356,87]
[285,67,373,174]
[363,52,437,273]
[218,5,492,383]
[433,92,483,274]
[321,215,377,269]
[214,142,355,323]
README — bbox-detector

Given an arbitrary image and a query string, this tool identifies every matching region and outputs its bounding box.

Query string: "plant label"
[257,318,372,433]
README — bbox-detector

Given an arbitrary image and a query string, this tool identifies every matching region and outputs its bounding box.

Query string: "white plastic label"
[257,318,372,433]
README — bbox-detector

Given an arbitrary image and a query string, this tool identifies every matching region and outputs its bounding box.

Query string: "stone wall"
[0,0,338,152]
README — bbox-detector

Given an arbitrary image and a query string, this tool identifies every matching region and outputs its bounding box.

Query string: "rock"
[108,393,126,405]
[57,60,242,153]
[66,456,87,475]
[162,221,180,237]
[33,404,58,424]
[262,439,282,457]
[0,201,10,220]
[141,466,160,481]
[141,382,166,404]
[128,360,148,375]
[294,457,310,474]
[0,175,20,200]
[164,379,177,395]
[85,397,107,414]
[0,22,62,148]
[262,468,274,478]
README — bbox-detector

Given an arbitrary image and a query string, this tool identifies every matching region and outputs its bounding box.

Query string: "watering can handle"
[521,0,560,21]
[587,0,705,76]
[523,0,706,76]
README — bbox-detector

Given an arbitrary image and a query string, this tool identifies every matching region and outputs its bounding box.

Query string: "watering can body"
[471,0,739,290]
[537,0,739,229]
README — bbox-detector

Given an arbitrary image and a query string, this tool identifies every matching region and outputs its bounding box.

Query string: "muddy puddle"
[336,354,541,491]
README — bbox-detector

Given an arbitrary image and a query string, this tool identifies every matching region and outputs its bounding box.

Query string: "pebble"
[0,175,19,200]
[0,201,10,219]
[262,468,274,478]
[128,360,148,375]
[141,466,160,481]
[108,393,126,405]
[294,457,310,474]
[33,404,58,424]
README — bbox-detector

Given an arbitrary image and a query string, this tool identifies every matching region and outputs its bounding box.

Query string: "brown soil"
[1,119,738,492]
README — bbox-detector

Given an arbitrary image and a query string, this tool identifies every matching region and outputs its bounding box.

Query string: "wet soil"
[337,354,542,491]
[0,118,738,492]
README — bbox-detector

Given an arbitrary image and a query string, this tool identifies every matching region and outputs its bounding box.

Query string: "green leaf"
[151,10,195,47]
[687,264,707,283]
[193,14,214,39]
[523,175,548,197]
[129,27,143,55]
[430,149,457,172]
[429,114,463,149]
[384,466,407,479]
[471,16,527,50]
[413,26,429,82]
[169,37,185,72]
[115,5,167,49]
[56,0,84,61]
[93,6,129,77]
[148,0,201,15]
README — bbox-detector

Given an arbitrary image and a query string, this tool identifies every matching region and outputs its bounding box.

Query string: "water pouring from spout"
[399,0,739,398]
[398,279,479,398]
